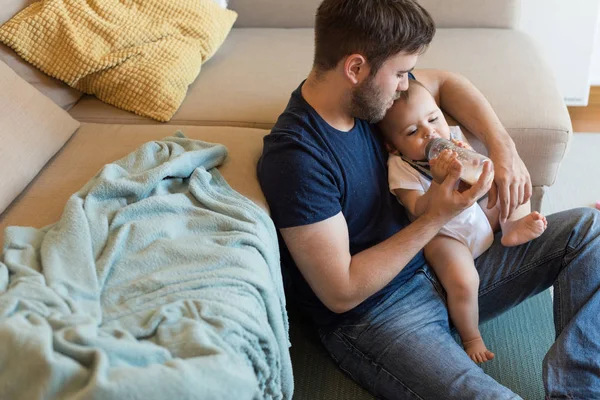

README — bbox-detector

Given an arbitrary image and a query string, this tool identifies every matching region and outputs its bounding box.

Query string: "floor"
[543,132,600,215]
[567,86,600,133]
[545,86,600,213]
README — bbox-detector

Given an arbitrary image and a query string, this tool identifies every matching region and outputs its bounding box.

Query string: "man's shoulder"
[265,102,326,153]
[265,114,316,153]
[271,107,312,137]
[260,104,326,171]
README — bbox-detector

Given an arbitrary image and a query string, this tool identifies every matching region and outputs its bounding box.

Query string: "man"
[257,0,600,398]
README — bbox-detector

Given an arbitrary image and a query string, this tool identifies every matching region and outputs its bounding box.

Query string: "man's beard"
[350,76,393,123]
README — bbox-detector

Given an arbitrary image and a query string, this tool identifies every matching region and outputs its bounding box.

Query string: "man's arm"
[281,161,492,314]
[413,69,531,222]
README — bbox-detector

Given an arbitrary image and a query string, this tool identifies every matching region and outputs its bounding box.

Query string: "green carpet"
[290,290,554,400]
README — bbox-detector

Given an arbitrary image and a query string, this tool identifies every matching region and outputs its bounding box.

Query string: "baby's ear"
[384,141,400,155]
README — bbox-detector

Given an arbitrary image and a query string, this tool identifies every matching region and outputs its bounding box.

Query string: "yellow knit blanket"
[0,0,237,122]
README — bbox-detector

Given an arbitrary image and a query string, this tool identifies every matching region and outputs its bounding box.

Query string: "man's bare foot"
[501,211,547,247]
[463,337,495,363]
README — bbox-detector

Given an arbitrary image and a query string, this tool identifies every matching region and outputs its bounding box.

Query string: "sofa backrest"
[229,0,521,29]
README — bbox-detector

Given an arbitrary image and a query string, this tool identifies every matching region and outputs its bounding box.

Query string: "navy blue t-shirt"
[257,80,426,327]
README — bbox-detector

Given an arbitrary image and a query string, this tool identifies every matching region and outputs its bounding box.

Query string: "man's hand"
[426,157,494,222]
[486,145,532,222]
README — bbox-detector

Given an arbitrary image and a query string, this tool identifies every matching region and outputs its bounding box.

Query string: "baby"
[378,79,548,363]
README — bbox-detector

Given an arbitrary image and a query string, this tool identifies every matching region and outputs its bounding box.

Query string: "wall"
[519,0,600,105]
[591,7,600,85]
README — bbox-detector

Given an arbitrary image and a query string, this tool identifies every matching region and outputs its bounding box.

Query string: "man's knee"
[568,207,600,236]
[550,207,600,255]
[549,207,598,233]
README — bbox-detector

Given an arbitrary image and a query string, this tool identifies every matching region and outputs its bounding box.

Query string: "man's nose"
[397,78,409,92]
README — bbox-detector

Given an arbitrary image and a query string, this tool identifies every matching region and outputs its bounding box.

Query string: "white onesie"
[387,126,494,258]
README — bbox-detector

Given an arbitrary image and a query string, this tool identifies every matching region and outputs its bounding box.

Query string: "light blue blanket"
[0,133,293,400]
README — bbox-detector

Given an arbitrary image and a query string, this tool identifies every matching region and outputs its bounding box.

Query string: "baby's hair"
[398,78,430,101]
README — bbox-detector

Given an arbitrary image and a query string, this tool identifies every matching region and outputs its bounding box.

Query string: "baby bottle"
[425,138,491,185]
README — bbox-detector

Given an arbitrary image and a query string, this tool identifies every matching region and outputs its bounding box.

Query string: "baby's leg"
[424,236,494,363]
[479,196,500,232]
[498,200,547,246]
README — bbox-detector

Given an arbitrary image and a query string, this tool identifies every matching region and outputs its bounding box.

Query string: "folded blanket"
[0,133,293,400]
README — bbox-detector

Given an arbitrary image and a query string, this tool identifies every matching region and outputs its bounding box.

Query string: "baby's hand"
[451,138,473,151]
[429,149,458,184]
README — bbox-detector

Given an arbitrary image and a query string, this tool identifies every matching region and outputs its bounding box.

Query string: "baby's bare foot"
[501,211,547,247]
[463,337,495,364]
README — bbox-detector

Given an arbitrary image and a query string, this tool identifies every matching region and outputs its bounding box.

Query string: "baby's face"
[381,84,451,160]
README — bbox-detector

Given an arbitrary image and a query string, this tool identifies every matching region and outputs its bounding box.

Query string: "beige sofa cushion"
[69,27,571,190]
[0,60,80,215]
[0,123,268,245]
[0,0,82,109]
[228,0,520,29]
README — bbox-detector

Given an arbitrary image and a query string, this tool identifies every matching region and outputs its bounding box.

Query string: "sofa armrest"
[229,0,521,29]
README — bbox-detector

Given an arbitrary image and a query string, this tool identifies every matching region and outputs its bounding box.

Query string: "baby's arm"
[390,150,464,217]
[393,185,439,218]
[395,150,462,217]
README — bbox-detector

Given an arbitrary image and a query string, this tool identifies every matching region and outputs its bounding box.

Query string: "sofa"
[0,0,572,399]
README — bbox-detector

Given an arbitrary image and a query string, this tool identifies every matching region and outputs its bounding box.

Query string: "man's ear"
[343,54,370,85]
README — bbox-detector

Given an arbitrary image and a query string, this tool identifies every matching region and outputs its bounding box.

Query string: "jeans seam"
[553,274,562,338]
[552,244,577,336]
[478,248,567,296]
[421,269,446,301]
[332,330,425,400]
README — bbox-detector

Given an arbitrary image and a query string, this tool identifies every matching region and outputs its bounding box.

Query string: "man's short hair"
[314,0,435,76]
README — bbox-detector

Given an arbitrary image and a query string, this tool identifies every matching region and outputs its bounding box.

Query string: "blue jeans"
[319,208,600,399]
